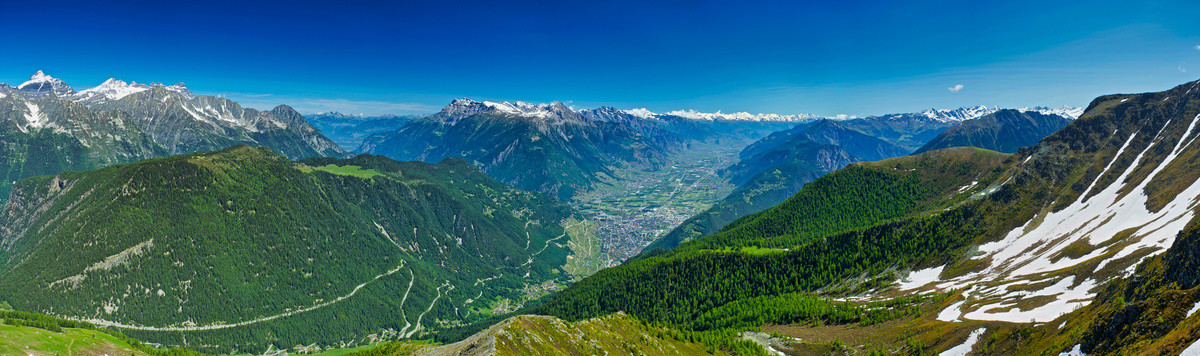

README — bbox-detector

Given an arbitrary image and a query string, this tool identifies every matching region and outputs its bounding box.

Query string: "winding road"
[68,263,411,332]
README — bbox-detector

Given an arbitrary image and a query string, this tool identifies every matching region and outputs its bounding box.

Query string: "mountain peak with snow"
[73,78,151,101]
[434,98,581,124]
[1019,105,1085,119]
[17,70,74,96]
[2,72,200,102]
[910,105,1082,122]
[918,105,997,122]
[24,70,51,84]
[658,109,818,122]
[156,82,195,99]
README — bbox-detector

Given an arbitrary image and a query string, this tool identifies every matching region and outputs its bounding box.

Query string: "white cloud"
[948,84,964,93]
[1181,65,1188,73]
[1195,45,1200,50]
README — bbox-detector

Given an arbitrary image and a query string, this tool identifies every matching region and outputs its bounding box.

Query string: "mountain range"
[0,71,344,203]
[9,67,1192,356]
[358,99,681,201]
[914,108,1074,154]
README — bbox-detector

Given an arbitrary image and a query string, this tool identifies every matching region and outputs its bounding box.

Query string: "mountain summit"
[0,71,345,205]
[15,70,75,96]
[914,108,1073,154]
[433,98,579,124]
[360,98,678,200]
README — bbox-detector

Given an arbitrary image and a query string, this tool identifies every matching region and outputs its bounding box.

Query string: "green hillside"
[537,148,1008,332]
[0,306,204,356]
[650,119,915,252]
[0,145,602,353]
[406,313,716,356]
[642,147,1006,255]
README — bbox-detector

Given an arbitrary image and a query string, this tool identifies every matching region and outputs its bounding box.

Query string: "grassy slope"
[0,325,147,356]
[406,313,715,356]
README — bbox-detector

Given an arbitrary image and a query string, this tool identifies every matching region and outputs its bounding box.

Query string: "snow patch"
[1188,301,1200,318]
[1182,339,1200,356]
[934,113,1200,323]
[898,265,944,290]
[958,181,979,193]
[23,102,47,129]
[961,277,1095,323]
[937,301,965,322]
[1059,344,1086,356]
[940,328,986,356]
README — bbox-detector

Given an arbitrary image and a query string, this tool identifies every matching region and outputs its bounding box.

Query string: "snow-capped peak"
[919,105,997,122]
[18,70,54,88]
[480,100,573,119]
[1019,106,1084,119]
[159,82,195,99]
[438,98,575,121]
[660,109,817,122]
[16,70,74,96]
[74,78,150,101]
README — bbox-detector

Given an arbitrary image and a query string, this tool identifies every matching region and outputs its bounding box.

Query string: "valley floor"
[573,142,742,263]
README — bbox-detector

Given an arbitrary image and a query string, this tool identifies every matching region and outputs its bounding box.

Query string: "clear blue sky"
[2,0,1198,116]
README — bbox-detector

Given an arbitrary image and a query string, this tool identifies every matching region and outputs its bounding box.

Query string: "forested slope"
[0,145,601,353]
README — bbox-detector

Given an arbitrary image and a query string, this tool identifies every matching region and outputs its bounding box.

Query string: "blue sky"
[1,0,1198,116]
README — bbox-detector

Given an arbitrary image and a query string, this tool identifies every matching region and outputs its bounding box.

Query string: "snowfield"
[903,112,1200,323]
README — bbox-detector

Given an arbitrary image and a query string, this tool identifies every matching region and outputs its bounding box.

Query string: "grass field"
[0,324,147,356]
[738,246,789,255]
[310,164,383,178]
